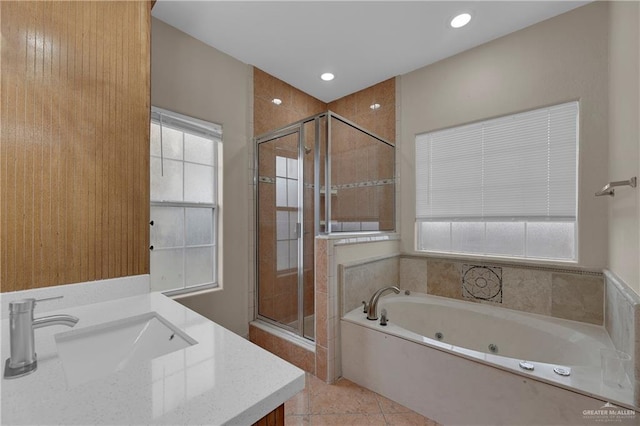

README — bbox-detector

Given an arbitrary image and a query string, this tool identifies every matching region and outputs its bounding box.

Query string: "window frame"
[149,106,221,296]
[414,102,579,264]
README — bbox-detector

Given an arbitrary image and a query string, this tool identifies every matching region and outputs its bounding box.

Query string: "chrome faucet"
[4,297,79,379]
[366,286,400,320]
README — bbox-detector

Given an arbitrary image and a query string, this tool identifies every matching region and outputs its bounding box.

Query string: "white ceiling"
[152,1,590,103]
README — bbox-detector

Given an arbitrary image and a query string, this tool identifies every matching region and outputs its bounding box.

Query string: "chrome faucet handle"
[361,301,369,314]
[8,296,63,314]
[380,309,388,326]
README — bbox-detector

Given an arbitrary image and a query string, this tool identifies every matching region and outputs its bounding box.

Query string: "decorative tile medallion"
[462,264,502,303]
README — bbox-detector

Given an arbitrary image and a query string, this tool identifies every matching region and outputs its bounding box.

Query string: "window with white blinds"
[415,101,579,261]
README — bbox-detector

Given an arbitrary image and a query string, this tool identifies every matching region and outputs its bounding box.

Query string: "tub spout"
[367,286,400,320]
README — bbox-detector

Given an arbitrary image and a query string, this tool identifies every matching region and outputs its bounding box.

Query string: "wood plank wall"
[1,1,150,292]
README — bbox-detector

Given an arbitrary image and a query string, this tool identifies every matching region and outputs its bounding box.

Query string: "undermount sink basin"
[55,312,197,387]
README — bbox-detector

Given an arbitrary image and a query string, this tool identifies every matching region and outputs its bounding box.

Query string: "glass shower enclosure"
[255,112,394,341]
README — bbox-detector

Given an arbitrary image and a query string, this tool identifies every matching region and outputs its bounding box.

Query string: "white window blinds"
[416,102,578,221]
[415,102,579,261]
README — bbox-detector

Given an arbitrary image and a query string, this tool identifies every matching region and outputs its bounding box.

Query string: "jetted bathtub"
[341,292,637,425]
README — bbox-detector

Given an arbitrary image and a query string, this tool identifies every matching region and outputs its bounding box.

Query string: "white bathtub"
[341,292,638,425]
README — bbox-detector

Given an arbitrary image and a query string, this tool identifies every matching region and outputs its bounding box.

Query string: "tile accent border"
[401,254,602,276]
[604,270,640,406]
[332,232,400,247]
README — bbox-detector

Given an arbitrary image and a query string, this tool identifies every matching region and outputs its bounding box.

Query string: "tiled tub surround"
[400,255,605,325]
[339,254,640,412]
[316,234,400,383]
[339,255,400,316]
[342,303,638,425]
[605,270,640,406]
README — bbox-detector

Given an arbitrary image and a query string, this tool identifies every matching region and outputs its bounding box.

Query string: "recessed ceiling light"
[271,98,282,105]
[320,72,335,81]
[450,13,472,29]
[370,103,381,110]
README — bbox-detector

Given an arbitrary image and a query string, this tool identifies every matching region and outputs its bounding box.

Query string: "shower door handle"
[296,223,302,239]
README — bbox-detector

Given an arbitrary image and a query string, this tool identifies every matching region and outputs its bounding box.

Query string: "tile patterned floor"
[285,373,441,426]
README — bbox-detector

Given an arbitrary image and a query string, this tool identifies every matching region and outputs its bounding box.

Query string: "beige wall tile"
[342,257,399,315]
[551,273,603,324]
[399,257,428,294]
[502,267,552,316]
[426,260,462,300]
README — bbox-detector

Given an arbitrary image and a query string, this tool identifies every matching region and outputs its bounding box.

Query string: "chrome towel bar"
[595,177,637,197]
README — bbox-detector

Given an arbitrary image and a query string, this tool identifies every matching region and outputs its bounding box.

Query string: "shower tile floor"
[285,373,440,425]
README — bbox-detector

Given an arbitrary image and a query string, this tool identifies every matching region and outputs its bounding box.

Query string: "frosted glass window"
[277,241,289,271]
[150,122,162,157]
[275,155,299,271]
[151,158,183,202]
[185,133,214,165]
[185,163,214,203]
[415,101,578,262]
[451,222,485,254]
[287,179,298,208]
[287,158,298,179]
[276,157,287,177]
[185,247,214,286]
[362,222,379,231]
[526,222,575,260]
[419,222,450,252]
[289,241,298,268]
[276,178,287,207]
[150,249,184,292]
[276,211,289,240]
[342,222,361,232]
[159,126,183,161]
[150,207,184,248]
[185,208,213,246]
[150,106,221,294]
[485,222,525,256]
[289,212,297,238]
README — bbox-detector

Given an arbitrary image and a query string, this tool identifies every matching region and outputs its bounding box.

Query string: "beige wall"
[608,1,640,295]
[399,2,609,269]
[151,18,251,336]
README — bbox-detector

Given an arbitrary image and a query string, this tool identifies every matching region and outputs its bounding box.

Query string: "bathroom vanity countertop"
[0,292,305,425]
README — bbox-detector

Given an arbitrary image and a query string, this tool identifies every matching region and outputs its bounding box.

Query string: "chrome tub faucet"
[366,286,400,320]
[4,297,79,379]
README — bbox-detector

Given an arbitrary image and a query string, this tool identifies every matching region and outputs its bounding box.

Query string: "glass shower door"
[257,129,304,334]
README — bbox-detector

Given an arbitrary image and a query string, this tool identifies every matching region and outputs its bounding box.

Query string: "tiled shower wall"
[253,68,325,327]
[250,68,398,382]
[328,78,396,143]
[328,79,396,232]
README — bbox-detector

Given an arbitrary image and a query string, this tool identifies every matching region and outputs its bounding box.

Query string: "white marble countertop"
[1,292,305,425]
